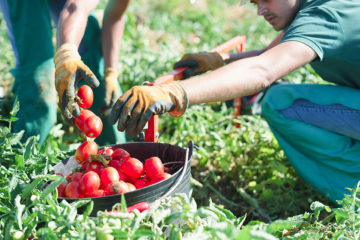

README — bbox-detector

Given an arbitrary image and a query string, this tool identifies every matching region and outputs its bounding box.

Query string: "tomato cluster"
[74,85,103,138]
[58,145,172,198]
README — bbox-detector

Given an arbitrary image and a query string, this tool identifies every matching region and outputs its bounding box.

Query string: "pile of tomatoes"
[56,85,172,199]
[74,85,103,138]
[57,142,172,198]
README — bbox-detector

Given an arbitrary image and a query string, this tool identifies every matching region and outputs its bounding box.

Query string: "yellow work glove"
[110,82,188,135]
[173,51,223,79]
[54,43,100,120]
[103,67,120,110]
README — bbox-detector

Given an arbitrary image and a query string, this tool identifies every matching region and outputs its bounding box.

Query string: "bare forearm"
[181,40,316,106]
[221,49,264,64]
[56,0,99,48]
[220,32,284,64]
[102,0,132,69]
[181,56,271,105]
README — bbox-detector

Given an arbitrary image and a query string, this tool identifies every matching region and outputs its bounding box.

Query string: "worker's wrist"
[219,53,230,65]
[104,67,119,83]
[167,81,188,117]
[54,43,81,68]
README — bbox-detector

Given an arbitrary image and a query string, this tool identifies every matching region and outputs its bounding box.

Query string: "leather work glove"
[54,43,100,120]
[100,68,121,114]
[110,81,188,135]
[173,51,223,79]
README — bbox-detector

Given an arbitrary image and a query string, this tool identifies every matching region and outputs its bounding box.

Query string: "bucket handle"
[159,140,194,200]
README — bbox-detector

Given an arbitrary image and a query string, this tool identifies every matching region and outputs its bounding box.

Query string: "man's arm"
[182,40,317,105]
[102,0,132,69]
[221,32,285,64]
[56,0,100,48]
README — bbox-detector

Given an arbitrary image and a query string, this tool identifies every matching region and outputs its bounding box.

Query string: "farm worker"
[0,0,129,145]
[109,0,360,204]
[54,0,131,145]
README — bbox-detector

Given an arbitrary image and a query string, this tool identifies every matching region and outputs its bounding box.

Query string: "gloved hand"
[54,43,100,120]
[173,51,223,79]
[110,81,188,135]
[102,67,120,111]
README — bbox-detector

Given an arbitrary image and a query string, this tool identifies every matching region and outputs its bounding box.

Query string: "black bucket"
[54,141,193,215]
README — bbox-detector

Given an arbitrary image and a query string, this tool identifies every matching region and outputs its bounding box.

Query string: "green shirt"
[281,0,360,88]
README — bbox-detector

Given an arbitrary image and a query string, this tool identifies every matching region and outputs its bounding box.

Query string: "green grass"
[0,1,358,239]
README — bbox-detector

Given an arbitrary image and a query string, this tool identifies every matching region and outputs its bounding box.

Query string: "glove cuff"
[54,43,81,68]
[209,51,224,69]
[104,67,119,80]
[166,81,188,117]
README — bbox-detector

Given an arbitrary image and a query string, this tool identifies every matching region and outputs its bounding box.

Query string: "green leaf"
[15,155,24,168]
[10,98,20,117]
[132,229,156,238]
[82,200,94,218]
[15,195,25,230]
[40,177,66,200]
[24,136,36,161]
[21,177,46,200]
[168,227,182,240]
[7,131,24,146]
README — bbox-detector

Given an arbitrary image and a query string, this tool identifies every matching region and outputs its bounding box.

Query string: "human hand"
[173,51,223,79]
[101,68,120,114]
[110,82,188,135]
[54,43,100,120]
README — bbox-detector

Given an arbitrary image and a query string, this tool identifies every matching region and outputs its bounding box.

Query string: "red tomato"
[126,202,150,213]
[108,160,122,171]
[100,167,120,186]
[112,148,131,162]
[85,161,104,176]
[75,141,98,165]
[144,156,164,178]
[126,182,136,192]
[149,173,172,185]
[134,178,149,189]
[118,171,128,182]
[109,202,150,213]
[85,189,105,198]
[80,171,101,193]
[64,182,83,198]
[66,173,72,182]
[103,148,113,156]
[83,115,103,138]
[105,181,129,195]
[121,158,144,179]
[70,172,84,183]
[77,85,94,109]
[57,183,67,197]
[74,109,94,131]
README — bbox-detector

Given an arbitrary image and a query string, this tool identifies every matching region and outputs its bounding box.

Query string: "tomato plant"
[75,141,99,165]
[74,109,94,131]
[80,171,101,193]
[83,115,103,138]
[77,85,94,109]
[144,156,164,178]
[121,158,144,179]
